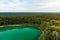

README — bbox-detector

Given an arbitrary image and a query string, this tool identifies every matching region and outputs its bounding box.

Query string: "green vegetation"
[0,13,60,40]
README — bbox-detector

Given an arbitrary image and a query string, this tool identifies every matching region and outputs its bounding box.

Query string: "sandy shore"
[0,24,21,27]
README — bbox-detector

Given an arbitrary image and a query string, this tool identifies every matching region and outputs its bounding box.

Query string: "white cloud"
[0,0,28,12]
[29,0,60,12]
[0,0,60,12]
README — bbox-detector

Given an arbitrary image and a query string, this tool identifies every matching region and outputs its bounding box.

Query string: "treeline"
[0,14,55,26]
[0,16,46,26]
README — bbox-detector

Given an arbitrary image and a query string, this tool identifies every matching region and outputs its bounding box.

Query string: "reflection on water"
[0,26,42,40]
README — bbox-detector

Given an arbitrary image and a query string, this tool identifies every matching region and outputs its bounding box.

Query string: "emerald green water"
[0,26,42,40]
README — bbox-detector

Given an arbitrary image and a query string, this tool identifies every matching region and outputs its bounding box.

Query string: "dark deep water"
[0,26,42,40]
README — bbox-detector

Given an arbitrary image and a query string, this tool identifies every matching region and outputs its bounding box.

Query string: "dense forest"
[0,13,60,40]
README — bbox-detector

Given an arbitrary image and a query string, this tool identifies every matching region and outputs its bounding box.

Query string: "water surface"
[0,25,42,40]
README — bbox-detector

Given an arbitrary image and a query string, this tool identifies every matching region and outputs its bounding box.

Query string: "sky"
[0,0,60,12]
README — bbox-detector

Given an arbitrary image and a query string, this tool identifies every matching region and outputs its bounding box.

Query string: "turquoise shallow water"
[0,26,42,40]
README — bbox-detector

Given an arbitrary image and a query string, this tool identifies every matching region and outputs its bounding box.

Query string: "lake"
[0,25,42,40]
